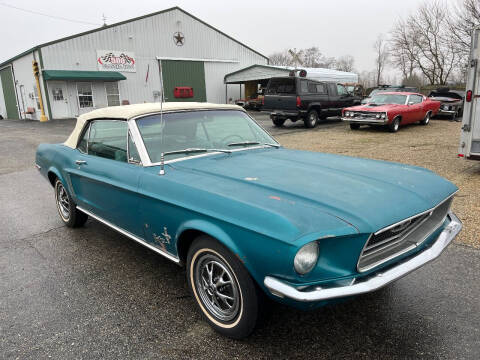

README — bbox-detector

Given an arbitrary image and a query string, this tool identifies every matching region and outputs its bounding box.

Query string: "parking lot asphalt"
[1,117,480,359]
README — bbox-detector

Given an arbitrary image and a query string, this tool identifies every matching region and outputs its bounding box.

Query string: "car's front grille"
[352,111,380,119]
[357,196,453,272]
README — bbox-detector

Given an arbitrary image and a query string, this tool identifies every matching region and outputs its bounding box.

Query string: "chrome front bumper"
[264,211,462,302]
[437,108,457,115]
[341,117,388,124]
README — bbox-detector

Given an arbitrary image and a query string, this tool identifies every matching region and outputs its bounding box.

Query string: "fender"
[176,219,261,282]
[307,103,326,112]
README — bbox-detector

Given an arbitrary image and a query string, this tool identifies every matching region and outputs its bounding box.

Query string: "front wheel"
[187,236,260,339]
[54,179,88,228]
[388,117,401,132]
[420,112,430,125]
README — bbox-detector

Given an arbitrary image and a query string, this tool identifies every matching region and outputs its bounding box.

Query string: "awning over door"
[42,70,126,82]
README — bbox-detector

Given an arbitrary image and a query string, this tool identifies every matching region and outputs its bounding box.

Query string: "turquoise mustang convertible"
[36,102,462,338]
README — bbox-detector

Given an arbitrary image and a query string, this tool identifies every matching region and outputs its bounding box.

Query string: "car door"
[407,94,425,123]
[336,84,354,110]
[68,119,144,237]
[327,83,340,114]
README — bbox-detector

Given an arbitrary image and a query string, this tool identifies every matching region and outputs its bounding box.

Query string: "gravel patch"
[274,119,480,248]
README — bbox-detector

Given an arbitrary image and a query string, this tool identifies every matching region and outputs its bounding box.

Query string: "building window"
[77,83,93,108]
[52,88,64,101]
[105,82,120,106]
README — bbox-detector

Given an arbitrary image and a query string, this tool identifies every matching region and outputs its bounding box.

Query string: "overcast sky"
[0,0,424,73]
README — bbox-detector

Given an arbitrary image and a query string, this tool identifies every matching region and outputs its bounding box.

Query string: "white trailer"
[459,27,480,160]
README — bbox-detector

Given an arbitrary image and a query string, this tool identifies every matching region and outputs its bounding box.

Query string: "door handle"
[75,160,87,165]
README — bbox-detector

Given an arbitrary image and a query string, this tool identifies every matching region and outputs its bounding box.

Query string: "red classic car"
[342,92,441,132]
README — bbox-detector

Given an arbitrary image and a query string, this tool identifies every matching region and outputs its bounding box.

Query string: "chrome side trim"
[76,206,180,264]
[264,211,462,302]
[35,163,41,170]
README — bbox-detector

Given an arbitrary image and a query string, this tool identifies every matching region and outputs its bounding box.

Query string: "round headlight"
[350,112,355,117]
[381,113,386,119]
[294,241,319,275]
[376,113,381,119]
[345,111,350,117]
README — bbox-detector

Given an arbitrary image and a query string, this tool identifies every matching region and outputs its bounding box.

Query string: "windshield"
[369,94,407,105]
[136,110,278,162]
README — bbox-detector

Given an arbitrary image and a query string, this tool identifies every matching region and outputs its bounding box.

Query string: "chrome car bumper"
[264,211,462,302]
[341,117,388,124]
[437,109,457,115]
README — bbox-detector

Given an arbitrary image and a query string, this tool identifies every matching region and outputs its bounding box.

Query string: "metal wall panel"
[40,8,266,110]
[161,60,206,102]
[11,52,44,120]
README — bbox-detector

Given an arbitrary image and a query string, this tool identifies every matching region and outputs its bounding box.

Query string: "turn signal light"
[466,90,472,102]
[296,96,301,108]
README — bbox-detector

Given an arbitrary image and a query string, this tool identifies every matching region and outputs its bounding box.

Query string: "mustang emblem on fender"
[153,227,171,245]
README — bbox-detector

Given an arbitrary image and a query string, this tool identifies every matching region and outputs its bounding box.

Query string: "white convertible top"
[64,102,244,148]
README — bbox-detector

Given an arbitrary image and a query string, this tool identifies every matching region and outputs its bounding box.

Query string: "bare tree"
[448,0,480,81]
[336,55,355,72]
[389,18,418,80]
[449,0,480,61]
[373,35,389,85]
[409,1,457,84]
[389,1,459,85]
[301,47,321,67]
[269,47,342,69]
[269,51,292,66]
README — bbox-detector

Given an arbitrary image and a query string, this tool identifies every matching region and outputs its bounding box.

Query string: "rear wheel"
[420,112,430,125]
[187,236,260,339]
[350,123,360,130]
[304,110,318,128]
[388,117,401,133]
[272,118,286,127]
[54,179,88,228]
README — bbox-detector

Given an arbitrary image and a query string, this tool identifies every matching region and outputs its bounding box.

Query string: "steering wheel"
[220,134,244,144]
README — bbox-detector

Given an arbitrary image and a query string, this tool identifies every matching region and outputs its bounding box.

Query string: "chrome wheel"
[424,112,430,124]
[55,182,70,221]
[194,253,240,322]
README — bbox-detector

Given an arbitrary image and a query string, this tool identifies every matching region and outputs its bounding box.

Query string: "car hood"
[345,104,404,112]
[170,148,457,239]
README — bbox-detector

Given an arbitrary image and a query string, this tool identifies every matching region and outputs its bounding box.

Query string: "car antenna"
[158,60,165,175]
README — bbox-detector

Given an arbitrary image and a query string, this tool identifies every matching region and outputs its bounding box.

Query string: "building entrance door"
[49,81,69,118]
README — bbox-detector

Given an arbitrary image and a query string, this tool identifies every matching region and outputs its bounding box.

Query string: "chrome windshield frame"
[127,109,281,167]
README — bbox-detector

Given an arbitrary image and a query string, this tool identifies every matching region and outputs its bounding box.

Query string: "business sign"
[97,50,136,72]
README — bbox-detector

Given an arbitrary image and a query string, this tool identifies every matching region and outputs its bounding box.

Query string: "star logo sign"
[173,32,185,46]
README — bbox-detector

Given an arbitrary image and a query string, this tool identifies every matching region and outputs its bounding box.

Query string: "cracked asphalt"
[1,116,479,359]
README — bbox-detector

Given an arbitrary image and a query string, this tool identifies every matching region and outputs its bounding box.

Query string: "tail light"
[458,153,465,157]
[296,96,301,108]
[466,90,472,102]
